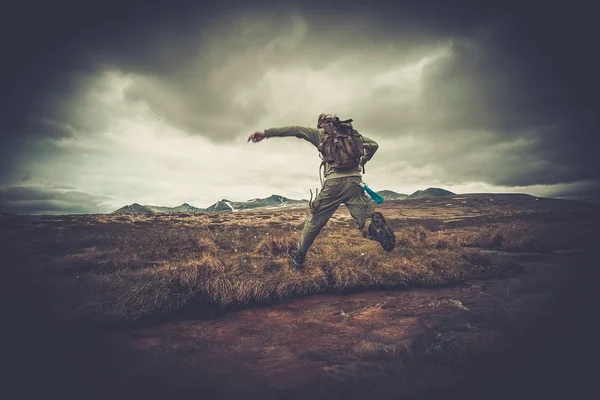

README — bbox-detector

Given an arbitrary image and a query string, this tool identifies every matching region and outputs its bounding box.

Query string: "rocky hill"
[376,190,408,200]
[111,203,154,214]
[145,203,205,213]
[406,187,455,199]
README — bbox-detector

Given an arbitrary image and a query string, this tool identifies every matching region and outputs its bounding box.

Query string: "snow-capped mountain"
[111,195,308,214]
[110,188,456,214]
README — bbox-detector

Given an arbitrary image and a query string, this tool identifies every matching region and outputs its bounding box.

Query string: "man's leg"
[288,179,344,266]
[297,206,339,254]
[368,211,396,252]
[344,178,396,252]
[344,193,374,238]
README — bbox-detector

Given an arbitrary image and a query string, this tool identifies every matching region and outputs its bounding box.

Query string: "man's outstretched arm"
[248,126,321,147]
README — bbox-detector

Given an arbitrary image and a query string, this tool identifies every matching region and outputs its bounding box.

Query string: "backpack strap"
[319,161,325,187]
[317,131,327,187]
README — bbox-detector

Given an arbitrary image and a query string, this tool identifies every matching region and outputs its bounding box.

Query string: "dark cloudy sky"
[1,0,598,214]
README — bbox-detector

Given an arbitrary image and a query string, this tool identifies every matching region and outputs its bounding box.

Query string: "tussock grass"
[253,236,297,256]
[52,225,520,322]
[5,200,591,323]
[394,226,461,249]
[455,220,592,252]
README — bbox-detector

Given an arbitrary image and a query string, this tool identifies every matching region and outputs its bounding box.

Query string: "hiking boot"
[368,212,396,252]
[287,246,306,267]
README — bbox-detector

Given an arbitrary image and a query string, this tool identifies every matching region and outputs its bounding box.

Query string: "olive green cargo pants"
[298,176,374,254]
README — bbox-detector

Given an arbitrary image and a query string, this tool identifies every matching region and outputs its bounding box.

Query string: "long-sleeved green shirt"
[264,126,379,180]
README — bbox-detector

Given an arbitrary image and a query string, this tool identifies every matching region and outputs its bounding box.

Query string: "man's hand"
[248,131,266,143]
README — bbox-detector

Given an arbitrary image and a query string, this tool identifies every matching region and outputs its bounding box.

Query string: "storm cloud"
[2,1,599,213]
[0,186,112,215]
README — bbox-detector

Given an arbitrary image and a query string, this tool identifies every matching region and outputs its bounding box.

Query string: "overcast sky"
[1,0,598,214]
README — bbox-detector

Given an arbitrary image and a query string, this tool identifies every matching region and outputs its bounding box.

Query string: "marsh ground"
[2,193,598,399]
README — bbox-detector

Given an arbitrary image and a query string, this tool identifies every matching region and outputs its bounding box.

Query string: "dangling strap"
[309,188,319,212]
[362,153,366,174]
[319,161,325,188]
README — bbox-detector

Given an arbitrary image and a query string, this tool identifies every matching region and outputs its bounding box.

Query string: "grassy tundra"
[2,193,595,324]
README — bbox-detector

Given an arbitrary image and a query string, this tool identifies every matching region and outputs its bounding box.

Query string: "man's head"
[317,113,336,129]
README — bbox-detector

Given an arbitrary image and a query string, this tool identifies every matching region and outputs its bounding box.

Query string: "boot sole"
[370,212,396,252]
[286,247,305,267]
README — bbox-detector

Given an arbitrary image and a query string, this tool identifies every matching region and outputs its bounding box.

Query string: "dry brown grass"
[45,223,520,322]
[455,220,592,252]
[253,236,297,256]
[394,226,462,249]
[3,195,595,323]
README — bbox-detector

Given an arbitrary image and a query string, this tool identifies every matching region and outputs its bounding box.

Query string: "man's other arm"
[361,135,379,164]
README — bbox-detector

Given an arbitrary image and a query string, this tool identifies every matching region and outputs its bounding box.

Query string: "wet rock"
[428,299,469,311]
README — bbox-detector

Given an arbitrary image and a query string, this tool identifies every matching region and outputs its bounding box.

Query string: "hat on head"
[317,113,336,128]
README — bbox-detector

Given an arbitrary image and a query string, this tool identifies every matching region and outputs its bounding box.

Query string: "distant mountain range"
[112,203,205,214]
[111,188,456,214]
[111,195,309,214]
[204,195,308,212]
[376,187,455,200]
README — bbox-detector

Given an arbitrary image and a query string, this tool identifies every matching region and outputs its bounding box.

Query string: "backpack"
[317,117,365,171]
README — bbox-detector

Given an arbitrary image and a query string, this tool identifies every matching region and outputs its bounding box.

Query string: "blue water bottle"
[361,183,384,204]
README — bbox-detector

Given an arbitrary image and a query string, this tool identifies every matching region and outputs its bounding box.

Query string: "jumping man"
[248,113,396,267]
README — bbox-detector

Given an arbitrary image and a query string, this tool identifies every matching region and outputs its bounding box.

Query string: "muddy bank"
[6,251,593,400]
[108,253,596,399]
